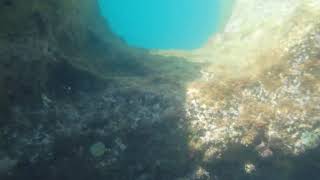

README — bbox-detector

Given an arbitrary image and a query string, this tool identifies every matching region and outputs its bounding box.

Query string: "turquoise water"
[98,0,221,49]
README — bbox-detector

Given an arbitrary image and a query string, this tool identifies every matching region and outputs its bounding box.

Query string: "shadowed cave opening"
[98,0,228,50]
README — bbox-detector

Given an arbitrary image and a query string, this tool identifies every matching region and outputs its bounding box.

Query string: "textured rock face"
[155,0,320,178]
[185,0,320,153]
[181,1,320,178]
[0,0,200,179]
[0,0,199,116]
[0,0,320,180]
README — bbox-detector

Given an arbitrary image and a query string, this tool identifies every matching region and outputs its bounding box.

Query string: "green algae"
[90,142,108,157]
[300,131,320,150]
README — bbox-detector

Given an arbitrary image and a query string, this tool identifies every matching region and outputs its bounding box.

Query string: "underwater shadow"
[1,39,204,180]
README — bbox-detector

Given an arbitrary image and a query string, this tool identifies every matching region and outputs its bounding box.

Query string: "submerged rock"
[90,142,107,157]
[0,157,17,174]
[0,0,320,179]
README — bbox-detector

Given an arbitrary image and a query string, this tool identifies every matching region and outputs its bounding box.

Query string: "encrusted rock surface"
[0,0,320,180]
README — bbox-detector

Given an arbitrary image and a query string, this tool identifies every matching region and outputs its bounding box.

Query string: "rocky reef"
[0,0,320,180]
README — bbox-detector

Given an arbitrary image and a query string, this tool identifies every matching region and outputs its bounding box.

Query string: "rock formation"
[0,0,319,179]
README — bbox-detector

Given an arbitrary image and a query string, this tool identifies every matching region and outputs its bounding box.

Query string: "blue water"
[98,0,221,49]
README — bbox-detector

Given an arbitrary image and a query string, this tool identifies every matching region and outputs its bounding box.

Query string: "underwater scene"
[0,0,320,179]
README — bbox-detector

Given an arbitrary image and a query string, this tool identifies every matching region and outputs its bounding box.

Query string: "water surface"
[99,0,222,49]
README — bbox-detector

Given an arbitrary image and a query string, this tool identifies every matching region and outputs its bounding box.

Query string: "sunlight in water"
[98,0,224,49]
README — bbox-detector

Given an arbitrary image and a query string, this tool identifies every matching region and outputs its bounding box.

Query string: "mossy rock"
[90,142,107,157]
[0,80,10,125]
